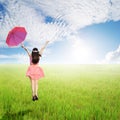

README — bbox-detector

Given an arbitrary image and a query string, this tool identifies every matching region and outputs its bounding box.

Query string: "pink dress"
[26,56,44,80]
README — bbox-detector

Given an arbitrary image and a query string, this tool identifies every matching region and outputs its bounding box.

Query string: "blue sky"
[78,21,120,61]
[0,0,120,64]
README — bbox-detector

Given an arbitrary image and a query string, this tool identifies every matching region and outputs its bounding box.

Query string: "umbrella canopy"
[6,27,27,47]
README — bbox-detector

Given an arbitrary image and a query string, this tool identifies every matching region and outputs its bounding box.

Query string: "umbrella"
[6,26,27,47]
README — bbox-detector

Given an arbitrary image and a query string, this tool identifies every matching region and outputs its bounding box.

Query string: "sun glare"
[70,40,93,64]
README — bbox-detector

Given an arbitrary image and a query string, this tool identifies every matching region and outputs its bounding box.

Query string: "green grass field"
[0,64,120,120]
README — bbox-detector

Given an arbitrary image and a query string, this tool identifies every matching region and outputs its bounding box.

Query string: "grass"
[0,64,120,120]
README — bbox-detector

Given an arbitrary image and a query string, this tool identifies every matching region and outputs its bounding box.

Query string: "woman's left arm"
[21,43,31,57]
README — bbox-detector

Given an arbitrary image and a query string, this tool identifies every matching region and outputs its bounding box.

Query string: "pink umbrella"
[6,26,27,47]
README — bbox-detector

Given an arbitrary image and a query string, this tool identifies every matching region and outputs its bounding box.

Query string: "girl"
[21,41,49,101]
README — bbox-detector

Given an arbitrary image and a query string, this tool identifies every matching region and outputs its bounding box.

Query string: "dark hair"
[32,48,41,64]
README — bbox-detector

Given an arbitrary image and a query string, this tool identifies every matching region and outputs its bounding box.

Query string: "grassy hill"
[0,64,120,120]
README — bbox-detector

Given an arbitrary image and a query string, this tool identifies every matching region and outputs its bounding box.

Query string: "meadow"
[0,64,120,120]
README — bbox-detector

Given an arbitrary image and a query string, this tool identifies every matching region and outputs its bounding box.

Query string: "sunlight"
[70,40,93,64]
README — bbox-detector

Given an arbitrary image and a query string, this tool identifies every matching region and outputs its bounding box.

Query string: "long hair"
[32,48,41,64]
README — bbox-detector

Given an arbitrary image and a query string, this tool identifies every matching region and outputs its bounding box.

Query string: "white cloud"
[32,0,120,29]
[0,54,9,58]
[0,54,29,64]
[0,0,120,45]
[109,0,120,21]
[0,40,7,48]
[101,45,120,64]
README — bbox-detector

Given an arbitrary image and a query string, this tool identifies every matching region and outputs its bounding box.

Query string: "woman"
[21,41,49,101]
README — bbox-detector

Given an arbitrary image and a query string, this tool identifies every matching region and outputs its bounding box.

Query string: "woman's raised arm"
[39,41,49,55]
[21,43,31,57]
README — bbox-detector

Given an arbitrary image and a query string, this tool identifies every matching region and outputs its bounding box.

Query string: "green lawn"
[0,64,120,120]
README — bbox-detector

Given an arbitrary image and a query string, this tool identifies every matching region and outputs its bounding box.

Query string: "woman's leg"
[30,79,35,96]
[30,78,39,100]
[34,80,38,97]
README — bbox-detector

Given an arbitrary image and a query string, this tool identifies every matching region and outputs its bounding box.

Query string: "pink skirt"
[26,65,44,80]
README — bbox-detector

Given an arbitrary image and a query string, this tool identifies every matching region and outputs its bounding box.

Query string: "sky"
[0,0,120,64]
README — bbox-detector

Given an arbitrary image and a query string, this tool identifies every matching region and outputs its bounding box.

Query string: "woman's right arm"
[21,43,31,57]
[39,41,49,55]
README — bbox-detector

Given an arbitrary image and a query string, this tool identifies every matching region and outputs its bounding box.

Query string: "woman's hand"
[21,43,24,48]
[46,41,50,43]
